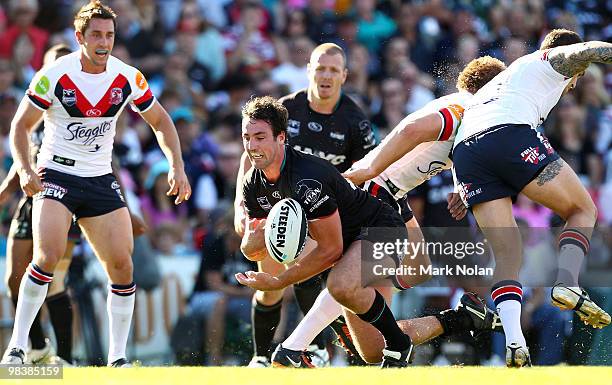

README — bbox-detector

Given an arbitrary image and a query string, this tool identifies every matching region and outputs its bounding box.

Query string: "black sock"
[356,290,411,352]
[12,296,46,350]
[46,291,73,362]
[434,308,471,337]
[251,297,283,358]
[294,276,327,349]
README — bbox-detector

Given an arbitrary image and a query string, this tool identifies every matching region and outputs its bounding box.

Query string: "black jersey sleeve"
[242,169,268,219]
[293,165,339,220]
[347,102,376,163]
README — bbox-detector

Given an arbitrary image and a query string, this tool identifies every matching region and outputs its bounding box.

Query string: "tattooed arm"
[548,41,612,78]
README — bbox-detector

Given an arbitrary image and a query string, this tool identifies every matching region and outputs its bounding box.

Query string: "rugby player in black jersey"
[236,96,413,367]
[234,43,375,367]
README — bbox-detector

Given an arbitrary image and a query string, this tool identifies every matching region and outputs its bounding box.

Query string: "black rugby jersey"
[279,90,376,173]
[243,146,383,243]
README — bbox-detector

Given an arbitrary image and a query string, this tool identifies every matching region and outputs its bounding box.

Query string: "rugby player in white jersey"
[271,56,507,367]
[1,1,191,367]
[347,30,612,367]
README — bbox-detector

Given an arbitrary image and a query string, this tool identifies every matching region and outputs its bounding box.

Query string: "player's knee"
[110,256,133,277]
[558,195,598,224]
[255,289,283,305]
[327,277,359,304]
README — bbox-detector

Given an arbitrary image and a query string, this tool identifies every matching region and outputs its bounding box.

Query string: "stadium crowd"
[0,0,610,366]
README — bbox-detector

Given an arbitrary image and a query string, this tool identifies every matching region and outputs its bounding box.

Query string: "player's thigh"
[32,198,73,266]
[402,217,431,283]
[471,197,522,262]
[342,287,394,363]
[521,158,596,221]
[78,207,134,265]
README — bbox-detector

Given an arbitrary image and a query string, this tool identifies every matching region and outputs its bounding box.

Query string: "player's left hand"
[235,271,284,291]
[167,166,192,205]
[447,192,467,220]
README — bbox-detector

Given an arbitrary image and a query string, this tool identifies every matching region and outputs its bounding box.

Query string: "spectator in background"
[0,59,22,102]
[399,60,435,114]
[303,0,337,44]
[270,36,313,93]
[371,77,407,138]
[355,0,396,56]
[188,208,256,364]
[0,0,48,71]
[502,37,528,65]
[281,9,307,40]
[344,43,369,99]
[148,50,206,109]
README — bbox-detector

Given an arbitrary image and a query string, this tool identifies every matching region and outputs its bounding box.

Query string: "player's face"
[76,18,115,73]
[242,119,286,171]
[563,71,584,95]
[307,52,347,100]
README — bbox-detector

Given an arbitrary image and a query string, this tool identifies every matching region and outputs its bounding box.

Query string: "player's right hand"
[18,167,44,197]
[342,166,375,186]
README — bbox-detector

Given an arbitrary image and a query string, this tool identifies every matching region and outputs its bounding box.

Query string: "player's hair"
[540,29,583,50]
[456,56,506,94]
[43,44,72,66]
[242,96,288,138]
[74,1,117,35]
[310,43,347,68]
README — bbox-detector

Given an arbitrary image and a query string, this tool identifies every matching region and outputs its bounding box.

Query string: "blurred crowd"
[0,0,610,366]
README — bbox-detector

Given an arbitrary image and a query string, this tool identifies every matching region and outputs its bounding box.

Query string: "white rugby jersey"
[355,91,472,199]
[454,49,573,146]
[26,51,155,176]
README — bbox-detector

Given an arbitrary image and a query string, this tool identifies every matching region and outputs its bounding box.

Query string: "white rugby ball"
[264,198,308,264]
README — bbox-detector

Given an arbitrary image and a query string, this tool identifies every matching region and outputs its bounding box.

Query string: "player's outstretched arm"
[548,41,612,78]
[140,102,192,204]
[10,97,44,197]
[234,151,251,236]
[343,112,442,185]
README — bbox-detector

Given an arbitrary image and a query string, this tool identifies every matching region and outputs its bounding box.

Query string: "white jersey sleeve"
[454,50,572,146]
[356,92,472,199]
[123,64,156,113]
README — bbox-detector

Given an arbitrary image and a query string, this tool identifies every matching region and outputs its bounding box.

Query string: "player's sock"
[556,228,589,287]
[252,297,283,357]
[284,288,342,351]
[491,280,526,347]
[293,275,327,349]
[356,290,411,351]
[11,296,46,350]
[9,264,52,351]
[47,291,73,362]
[107,282,136,364]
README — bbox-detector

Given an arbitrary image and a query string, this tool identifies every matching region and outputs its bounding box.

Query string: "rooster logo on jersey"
[62,89,76,106]
[110,88,123,105]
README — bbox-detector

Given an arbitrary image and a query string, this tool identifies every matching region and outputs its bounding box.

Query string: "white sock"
[9,267,52,351]
[283,289,342,351]
[107,283,136,364]
[497,300,527,347]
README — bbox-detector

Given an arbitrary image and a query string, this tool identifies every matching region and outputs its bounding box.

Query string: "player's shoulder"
[35,52,78,79]
[279,89,307,106]
[288,147,337,177]
[339,92,364,113]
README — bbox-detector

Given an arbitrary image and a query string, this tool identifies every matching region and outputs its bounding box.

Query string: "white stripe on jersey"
[454,49,572,146]
[26,51,155,177]
[354,92,473,199]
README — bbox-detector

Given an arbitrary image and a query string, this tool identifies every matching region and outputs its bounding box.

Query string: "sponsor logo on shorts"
[308,122,323,132]
[520,146,546,164]
[458,181,482,203]
[62,89,77,106]
[111,181,120,190]
[257,196,272,211]
[110,87,123,105]
[537,132,555,155]
[39,182,68,200]
[296,179,322,206]
[287,119,300,137]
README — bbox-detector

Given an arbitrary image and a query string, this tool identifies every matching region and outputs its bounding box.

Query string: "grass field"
[3,367,611,385]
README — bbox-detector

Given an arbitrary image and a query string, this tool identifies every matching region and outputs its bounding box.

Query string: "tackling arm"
[548,41,612,78]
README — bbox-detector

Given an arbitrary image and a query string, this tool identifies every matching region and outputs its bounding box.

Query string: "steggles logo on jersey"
[417,160,448,177]
[296,179,322,206]
[520,146,546,164]
[65,121,112,146]
[287,119,300,137]
[110,88,123,105]
[62,89,77,106]
[307,122,323,132]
